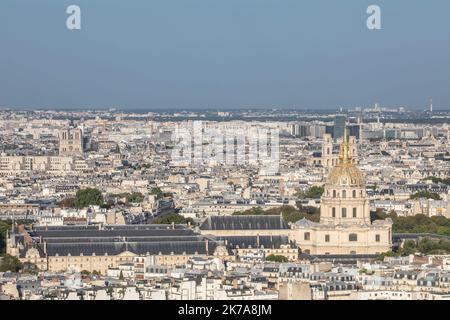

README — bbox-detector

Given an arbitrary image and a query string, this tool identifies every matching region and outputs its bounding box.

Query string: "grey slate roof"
[40,241,218,257]
[200,215,289,230]
[215,235,292,249]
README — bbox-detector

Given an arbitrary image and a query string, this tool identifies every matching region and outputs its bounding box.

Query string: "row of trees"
[379,237,450,259]
[59,188,104,208]
[295,186,324,199]
[232,205,320,223]
[409,191,442,200]
[152,213,195,225]
[59,187,165,209]
[372,211,450,236]
[0,220,11,255]
[265,254,288,263]
[423,176,450,186]
[108,192,145,204]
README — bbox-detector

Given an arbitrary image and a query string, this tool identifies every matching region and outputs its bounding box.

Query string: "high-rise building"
[333,116,347,141]
[347,125,360,139]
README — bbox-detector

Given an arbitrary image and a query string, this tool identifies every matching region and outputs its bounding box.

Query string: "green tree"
[81,270,91,276]
[232,205,320,223]
[266,254,288,263]
[0,220,12,255]
[401,240,417,255]
[127,192,144,203]
[410,191,442,200]
[150,187,164,199]
[296,186,324,199]
[74,188,104,208]
[423,176,450,185]
[0,254,23,272]
[152,213,195,225]
[375,212,450,236]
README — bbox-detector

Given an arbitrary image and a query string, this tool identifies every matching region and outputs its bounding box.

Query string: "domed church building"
[291,128,392,256]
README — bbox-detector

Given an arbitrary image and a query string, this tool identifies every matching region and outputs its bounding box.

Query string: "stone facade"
[292,129,392,255]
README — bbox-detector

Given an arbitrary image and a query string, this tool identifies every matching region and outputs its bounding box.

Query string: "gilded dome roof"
[327,162,365,188]
[325,127,365,188]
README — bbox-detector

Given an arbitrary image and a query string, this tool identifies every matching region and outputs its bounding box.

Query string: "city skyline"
[1,1,450,110]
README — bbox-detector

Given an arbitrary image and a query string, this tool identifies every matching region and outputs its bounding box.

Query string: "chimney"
[44,241,47,255]
[172,222,175,230]
[205,239,209,255]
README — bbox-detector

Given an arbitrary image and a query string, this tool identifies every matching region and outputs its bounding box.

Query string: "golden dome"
[326,127,365,188]
[327,163,365,187]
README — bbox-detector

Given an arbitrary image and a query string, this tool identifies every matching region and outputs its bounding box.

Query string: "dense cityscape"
[1,105,450,300]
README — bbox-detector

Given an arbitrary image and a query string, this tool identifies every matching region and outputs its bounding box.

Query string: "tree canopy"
[373,212,450,236]
[152,213,194,225]
[296,186,324,199]
[266,254,288,263]
[0,220,12,255]
[0,254,23,272]
[410,191,442,200]
[232,205,320,223]
[150,187,164,199]
[423,176,450,185]
[74,188,104,208]
[379,237,450,259]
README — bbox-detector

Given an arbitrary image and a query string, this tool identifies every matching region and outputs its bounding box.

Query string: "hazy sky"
[0,0,449,110]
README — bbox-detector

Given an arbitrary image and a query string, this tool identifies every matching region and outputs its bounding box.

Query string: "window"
[304,232,310,241]
[349,234,358,242]
[352,208,357,218]
[376,234,381,242]
[342,190,346,198]
[325,235,330,242]
[352,190,356,198]
[333,190,336,198]
[332,207,336,218]
[342,208,347,218]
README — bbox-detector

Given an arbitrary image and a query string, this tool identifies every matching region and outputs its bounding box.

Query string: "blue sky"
[0,0,449,110]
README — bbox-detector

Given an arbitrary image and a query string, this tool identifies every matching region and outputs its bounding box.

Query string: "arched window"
[332,207,336,218]
[342,190,346,198]
[349,234,358,242]
[352,190,356,198]
[342,208,347,218]
[333,190,336,198]
[352,208,357,218]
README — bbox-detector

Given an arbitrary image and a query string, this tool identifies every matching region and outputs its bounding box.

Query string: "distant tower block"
[430,99,433,113]
[59,128,83,156]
